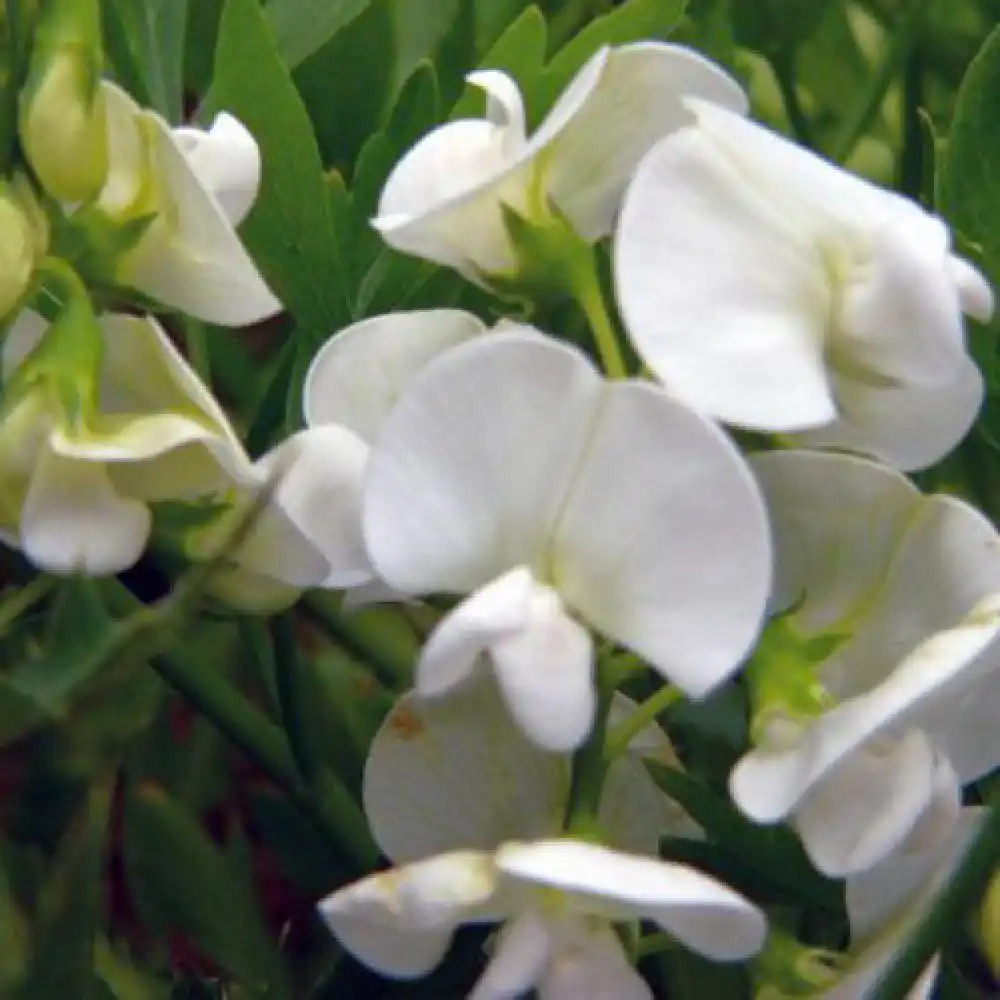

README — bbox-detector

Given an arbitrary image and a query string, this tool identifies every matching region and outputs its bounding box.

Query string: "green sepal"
[490,199,598,309]
[751,929,847,998]
[0,258,103,427]
[744,614,844,747]
[50,204,156,289]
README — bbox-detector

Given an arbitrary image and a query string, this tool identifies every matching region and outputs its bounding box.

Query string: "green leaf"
[19,783,113,1000]
[205,0,352,343]
[293,0,396,170]
[101,0,189,121]
[123,783,290,999]
[731,0,829,57]
[536,0,687,117]
[941,25,1000,290]
[265,0,372,70]
[0,859,29,992]
[7,578,113,707]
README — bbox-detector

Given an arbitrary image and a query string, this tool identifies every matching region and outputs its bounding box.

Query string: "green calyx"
[753,930,848,998]
[745,613,844,748]
[1,257,103,427]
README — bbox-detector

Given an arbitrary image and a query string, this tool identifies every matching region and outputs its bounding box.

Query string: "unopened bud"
[0,184,38,319]
[19,0,107,202]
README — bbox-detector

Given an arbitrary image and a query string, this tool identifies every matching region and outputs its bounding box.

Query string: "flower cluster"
[4,8,998,999]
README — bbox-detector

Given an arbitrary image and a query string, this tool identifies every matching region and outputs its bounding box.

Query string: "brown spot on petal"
[388,704,424,741]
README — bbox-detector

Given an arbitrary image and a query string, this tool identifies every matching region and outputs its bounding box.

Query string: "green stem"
[302,594,412,688]
[833,0,924,164]
[604,684,682,759]
[0,573,55,635]
[273,612,323,785]
[770,53,813,148]
[180,316,212,385]
[572,257,627,380]
[564,659,619,835]
[870,805,1000,1000]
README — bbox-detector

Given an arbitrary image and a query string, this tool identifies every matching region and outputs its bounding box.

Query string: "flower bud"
[19,0,108,202]
[0,183,39,319]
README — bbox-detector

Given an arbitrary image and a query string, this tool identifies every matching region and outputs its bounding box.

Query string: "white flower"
[92,82,281,326]
[375,43,746,281]
[361,328,772,750]
[319,678,765,999]
[730,450,1000,876]
[0,310,361,587]
[615,101,991,472]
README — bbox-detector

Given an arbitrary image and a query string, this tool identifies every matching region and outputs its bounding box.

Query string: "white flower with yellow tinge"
[84,81,280,326]
[730,450,1000,877]
[0,309,367,589]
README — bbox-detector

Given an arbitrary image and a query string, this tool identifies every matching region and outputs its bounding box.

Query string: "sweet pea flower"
[730,450,1000,876]
[615,101,991,472]
[0,310,362,588]
[361,327,771,750]
[375,42,746,282]
[89,82,281,326]
[320,678,765,999]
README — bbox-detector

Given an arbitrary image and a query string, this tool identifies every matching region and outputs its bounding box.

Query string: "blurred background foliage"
[3,0,1000,996]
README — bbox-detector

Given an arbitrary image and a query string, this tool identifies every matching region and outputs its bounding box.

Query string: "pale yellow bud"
[0,187,38,319]
[20,46,108,202]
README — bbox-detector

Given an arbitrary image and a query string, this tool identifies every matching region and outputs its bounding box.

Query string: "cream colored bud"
[20,46,108,202]
[0,188,38,319]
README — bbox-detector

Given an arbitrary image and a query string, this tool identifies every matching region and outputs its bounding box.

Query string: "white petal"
[21,450,151,574]
[730,592,1000,825]
[173,112,261,225]
[949,254,994,323]
[795,353,984,472]
[539,921,652,1000]
[496,841,766,961]
[112,86,282,326]
[554,380,771,697]
[825,494,1000,698]
[615,119,836,431]
[302,309,485,442]
[466,70,527,152]
[97,81,147,219]
[317,851,501,979]
[363,679,568,864]
[416,567,535,697]
[544,42,747,241]
[749,451,920,632]
[792,730,941,877]
[832,209,968,388]
[97,316,245,459]
[470,910,552,1000]
[373,117,528,276]
[846,808,980,943]
[50,412,226,464]
[491,586,595,751]
[248,426,371,589]
[599,750,698,854]
[364,330,602,594]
